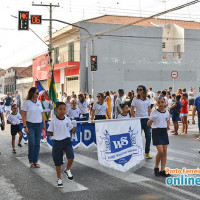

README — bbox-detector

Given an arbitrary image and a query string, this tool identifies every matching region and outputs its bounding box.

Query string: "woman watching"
[21,87,46,168]
[91,93,111,120]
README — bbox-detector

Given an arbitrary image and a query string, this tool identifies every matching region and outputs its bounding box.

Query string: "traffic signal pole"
[32,2,60,73]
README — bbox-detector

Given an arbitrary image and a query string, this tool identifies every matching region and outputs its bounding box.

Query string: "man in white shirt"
[115,89,124,118]
[148,88,156,109]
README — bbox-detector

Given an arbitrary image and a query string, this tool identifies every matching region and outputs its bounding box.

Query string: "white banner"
[95,119,144,172]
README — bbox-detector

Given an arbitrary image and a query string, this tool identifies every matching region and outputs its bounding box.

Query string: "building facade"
[33,15,200,98]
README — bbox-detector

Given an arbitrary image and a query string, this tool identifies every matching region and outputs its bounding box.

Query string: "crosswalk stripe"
[0,175,23,200]
[165,147,200,159]
[150,151,200,167]
[74,153,150,183]
[16,156,88,193]
[75,153,200,200]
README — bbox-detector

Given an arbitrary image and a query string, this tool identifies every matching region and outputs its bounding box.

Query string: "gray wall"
[80,22,200,96]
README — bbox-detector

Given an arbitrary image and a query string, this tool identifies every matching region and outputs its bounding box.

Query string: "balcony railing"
[162,52,183,60]
[53,52,80,64]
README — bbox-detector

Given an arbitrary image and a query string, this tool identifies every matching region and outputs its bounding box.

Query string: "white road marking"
[150,151,200,167]
[137,182,190,200]
[74,153,150,183]
[75,153,200,200]
[16,157,88,193]
[0,176,23,200]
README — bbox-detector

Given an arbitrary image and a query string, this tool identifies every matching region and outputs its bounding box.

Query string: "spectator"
[181,93,188,134]
[105,91,112,119]
[169,95,182,135]
[115,89,124,118]
[188,87,195,111]
[148,88,156,109]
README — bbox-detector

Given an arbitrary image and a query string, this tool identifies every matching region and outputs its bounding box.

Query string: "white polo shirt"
[131,98,150,118]
[21,100,43,123]
[78,100,89,114]
[93,102,108,115]
[67,108,81,118]
[117,114,130,119]
[7,113,22,125]
[150,109,170,128]
[47,116,73,140]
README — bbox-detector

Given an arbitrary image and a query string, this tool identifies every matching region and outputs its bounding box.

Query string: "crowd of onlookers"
[1,86,199,185]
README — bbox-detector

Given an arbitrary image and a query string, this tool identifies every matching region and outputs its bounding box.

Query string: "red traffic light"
[92,57,96,62]
[21,13,28,19]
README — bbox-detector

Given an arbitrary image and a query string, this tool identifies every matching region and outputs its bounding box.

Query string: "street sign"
[31,15,42,24]
[171,71,178,79]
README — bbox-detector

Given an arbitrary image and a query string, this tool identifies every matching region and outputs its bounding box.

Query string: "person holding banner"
[147,97,171,177]
[21,87,46,168]
[78,94,90,121]
[47,102,76,188]
[91,93,111,120]
[131,85,152,159]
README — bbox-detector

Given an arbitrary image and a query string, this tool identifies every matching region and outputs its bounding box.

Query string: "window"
[68,42,74,62]
[54,47,59,64]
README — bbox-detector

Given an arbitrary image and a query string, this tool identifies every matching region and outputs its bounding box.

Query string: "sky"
[0,0,200,69]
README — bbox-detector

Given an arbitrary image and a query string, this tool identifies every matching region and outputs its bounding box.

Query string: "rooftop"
[84,15,200,30]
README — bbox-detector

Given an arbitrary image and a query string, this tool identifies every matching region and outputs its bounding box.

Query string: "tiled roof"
[84,15,200,30]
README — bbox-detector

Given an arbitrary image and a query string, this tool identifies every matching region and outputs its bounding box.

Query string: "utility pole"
[32,2,59,73]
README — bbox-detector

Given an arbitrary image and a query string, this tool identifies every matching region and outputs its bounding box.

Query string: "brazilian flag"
[48,70,57,114]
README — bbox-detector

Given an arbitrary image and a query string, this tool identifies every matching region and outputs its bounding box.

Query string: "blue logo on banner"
[110,133,132,165]
[101,127,142,166]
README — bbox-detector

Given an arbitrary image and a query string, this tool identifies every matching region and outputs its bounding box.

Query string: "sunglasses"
[137,89,143,91]
[97,96,101,98]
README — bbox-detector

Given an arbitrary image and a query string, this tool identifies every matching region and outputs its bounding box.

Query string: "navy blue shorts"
[52,138,74,166]
[11,125,21,136]
[172,114,181,122]
[152,128,169,146]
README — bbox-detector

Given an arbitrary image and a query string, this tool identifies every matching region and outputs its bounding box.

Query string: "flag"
[36,80,49,101]
[48,70,57,114]
[95,119,144,172]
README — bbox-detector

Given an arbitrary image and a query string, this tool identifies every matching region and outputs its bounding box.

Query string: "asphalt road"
[1,117,200,200]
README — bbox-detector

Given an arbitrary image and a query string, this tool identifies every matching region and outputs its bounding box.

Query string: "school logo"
[100,127,142,166]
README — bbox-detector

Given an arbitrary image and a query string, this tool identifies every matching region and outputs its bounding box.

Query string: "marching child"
[147,97,171,177]
[7,104,23,153]
[67,100,81,120]
[117,103,130,119]
[47,102,76,188]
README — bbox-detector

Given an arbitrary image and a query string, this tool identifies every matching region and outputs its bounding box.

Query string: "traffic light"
[18,11,29,30]
[91,56,97,71]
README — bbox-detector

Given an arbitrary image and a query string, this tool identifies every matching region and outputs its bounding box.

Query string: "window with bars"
[68,42,74,62]
[54,47,59,64]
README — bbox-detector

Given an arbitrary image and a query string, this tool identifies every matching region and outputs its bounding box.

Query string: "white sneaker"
[57,179,63,188]
[64,169,73,181]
